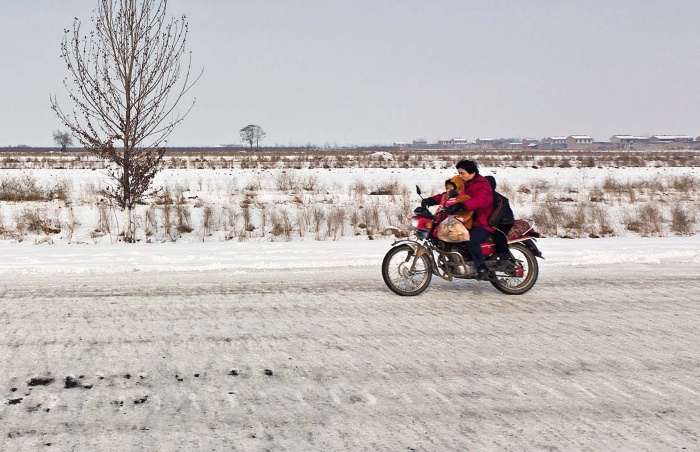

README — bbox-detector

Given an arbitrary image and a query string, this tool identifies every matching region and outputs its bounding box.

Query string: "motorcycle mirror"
[416,185,422,196]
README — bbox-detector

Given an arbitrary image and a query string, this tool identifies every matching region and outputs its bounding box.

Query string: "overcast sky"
[1,0,699,147]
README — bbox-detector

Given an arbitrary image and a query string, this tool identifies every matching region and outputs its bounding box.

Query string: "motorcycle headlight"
[410,218,420,229]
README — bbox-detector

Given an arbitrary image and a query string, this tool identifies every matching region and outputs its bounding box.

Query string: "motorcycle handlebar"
[413,206,435,220]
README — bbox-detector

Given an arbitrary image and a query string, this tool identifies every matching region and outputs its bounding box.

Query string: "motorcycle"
[382,186,544,296]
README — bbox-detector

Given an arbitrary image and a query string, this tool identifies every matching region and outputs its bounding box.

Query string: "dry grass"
[627,204,665,237]
[2,148,700,171]
[175,204,193,234]
[64,207,79,243]
[15,207,61,236]
[0,175,70,202]
[0,149,697,242]
[670,205,695,236]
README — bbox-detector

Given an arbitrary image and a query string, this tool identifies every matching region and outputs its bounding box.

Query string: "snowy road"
[1,257,699,450]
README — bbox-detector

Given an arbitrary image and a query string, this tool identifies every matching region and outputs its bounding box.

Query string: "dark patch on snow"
[8,398,23,405]
[28,377,54,386]
[64,376,80,389]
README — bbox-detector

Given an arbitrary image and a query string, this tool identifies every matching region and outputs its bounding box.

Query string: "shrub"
[369,180,400,196]
[175,204,193,234]
[96,204,112,236]
[670,174,697,194]
[589,205,615,236]
[275,171,299,191]
[350,181,367,199]
[144,204,158,236]
[670,205,695,236]
[635,204,665,236]
[532,203,562,236]
[15,207,61,235]
[327,208,346,240]
[0,176,45,201]
[201,205,215,237]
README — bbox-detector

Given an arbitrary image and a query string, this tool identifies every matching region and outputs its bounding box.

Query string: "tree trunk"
[125,207,135,242]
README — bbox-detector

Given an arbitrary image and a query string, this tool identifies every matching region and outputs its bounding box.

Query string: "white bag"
[437,215,470,242]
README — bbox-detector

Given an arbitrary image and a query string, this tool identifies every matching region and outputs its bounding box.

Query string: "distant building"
[566,135,594,148]
[541,136,567,144]
[540,136,568,150]
[477,138,525,149]
[437,137,469,148]
[649,135,693,143]
[610,135,650,145]
[522,138,539,148]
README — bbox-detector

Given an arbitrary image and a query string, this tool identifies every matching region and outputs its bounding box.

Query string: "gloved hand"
[443,203,463,215]
[420,198,437,208]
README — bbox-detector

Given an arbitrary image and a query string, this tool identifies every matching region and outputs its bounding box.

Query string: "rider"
[484,175,514,263]
[422,160,494,279]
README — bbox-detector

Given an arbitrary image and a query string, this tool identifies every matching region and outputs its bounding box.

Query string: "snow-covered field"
[0,158,698,244]
[1,156,699,450]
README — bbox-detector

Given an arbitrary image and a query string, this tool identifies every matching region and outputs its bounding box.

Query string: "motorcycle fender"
[390,239,427,256]
[518,238,544,259]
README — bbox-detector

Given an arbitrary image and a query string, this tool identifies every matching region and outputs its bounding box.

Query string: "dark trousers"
[467,227,490,268]
[494,223,513,258]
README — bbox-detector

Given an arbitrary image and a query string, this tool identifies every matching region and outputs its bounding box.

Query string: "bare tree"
[50,0,201,241]
[240,124,266,149]
[52,130,74,152]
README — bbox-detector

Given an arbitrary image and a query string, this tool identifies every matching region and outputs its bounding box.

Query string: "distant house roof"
[568,135,593,140]
[541,136,567,144]
[650,135,692,140]
[611,135,649,139]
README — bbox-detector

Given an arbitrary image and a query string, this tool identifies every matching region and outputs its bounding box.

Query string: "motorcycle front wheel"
[489,242,539,295]
[382,244,433,296]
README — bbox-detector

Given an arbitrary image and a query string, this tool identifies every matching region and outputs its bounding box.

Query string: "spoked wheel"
[382,244,433,296]
[489,242,539,295]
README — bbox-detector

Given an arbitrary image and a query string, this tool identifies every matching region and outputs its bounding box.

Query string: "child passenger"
[437,175,473,229]
[440,179,459,209]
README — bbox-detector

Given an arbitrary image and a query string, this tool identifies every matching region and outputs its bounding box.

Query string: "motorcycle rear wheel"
[489,242,538,295]
[382,244,433,296]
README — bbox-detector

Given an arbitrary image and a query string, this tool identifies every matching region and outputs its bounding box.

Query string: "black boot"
[476,264,490,280]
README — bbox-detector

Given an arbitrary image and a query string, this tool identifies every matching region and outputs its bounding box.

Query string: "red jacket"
[431,174,494,232]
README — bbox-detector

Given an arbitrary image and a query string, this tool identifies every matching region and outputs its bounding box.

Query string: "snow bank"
[1,236,698,275]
